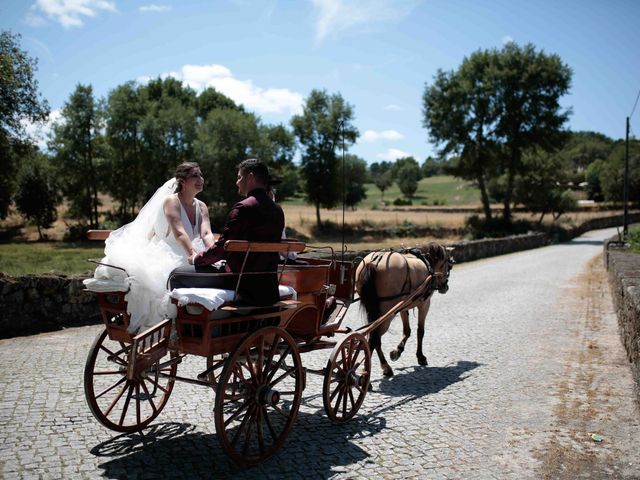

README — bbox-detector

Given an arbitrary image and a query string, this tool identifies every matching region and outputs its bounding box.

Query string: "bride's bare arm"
[199,201,216,248]
[163,195,196,258]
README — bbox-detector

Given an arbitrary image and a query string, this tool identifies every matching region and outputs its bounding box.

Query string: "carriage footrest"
[127,319,172,378]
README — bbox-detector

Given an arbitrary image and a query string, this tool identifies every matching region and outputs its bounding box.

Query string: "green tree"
[370,161,393,202]
[423,50,499,219]
[196,87,243,120]
[514,151,576,224]
[0,30,50,218]
[49,84,104,227]
[139,77,197,197]
[104,81,147,222]
[14,150,61,240]
[421,156,442,177]
[600,140,640,202]
[291,89,358,227]
[342,154,367,209]
[195,108,263,210]
[396,158,421,200]
[423,42,572,223]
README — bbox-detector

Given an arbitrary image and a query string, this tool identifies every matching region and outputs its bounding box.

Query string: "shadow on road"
[373,360,482,398]
[88,361,479,477]
[90,412,384,477]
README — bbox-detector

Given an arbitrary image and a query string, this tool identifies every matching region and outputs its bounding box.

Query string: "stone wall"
[1,214,636,338]
[0,273,100,339]
[604,237,640,389]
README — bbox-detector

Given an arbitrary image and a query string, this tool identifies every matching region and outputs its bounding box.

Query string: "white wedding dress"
[86,178,205,334]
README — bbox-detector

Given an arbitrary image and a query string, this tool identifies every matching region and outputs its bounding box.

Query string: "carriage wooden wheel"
[84,328,177,432]
[214,326,304,466]
[322,332,371,422]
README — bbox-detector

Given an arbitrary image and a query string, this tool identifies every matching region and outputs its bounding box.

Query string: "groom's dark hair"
[238,158,269,186]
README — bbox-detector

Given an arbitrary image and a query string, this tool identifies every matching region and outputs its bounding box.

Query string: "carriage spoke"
[230,403,255,447]
[224,400,251,428]
[263,406,277,441]
[265,345,291,384]
[118,383,135,426]
[140,378,158,413]
[99,345,128,367]
[135,383,141,425]
[93,370,125,376]
[239,406,257,455]
[256,406,265,455]
[332,384,346,413]
[95,375,127,400]
[104,381,129,416]
[269,366,296,388]
[143,374,170,395]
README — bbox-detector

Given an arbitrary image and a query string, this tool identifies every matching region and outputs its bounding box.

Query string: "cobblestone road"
[1,227,639,479]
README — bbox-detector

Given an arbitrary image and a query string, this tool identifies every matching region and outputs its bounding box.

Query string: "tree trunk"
[315,203,322,228]
[476,169,492,220]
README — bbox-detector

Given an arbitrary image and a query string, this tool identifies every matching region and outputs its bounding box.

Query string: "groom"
[170,158,285,306]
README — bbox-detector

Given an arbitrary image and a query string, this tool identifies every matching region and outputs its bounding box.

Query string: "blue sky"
[2,0,640,165]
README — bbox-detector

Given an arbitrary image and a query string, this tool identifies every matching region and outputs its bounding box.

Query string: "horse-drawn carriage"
[83,233,452,466]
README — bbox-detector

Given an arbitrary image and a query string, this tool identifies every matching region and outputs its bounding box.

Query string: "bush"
[465,215,533,239]
[393,197,412,206]
[628,226,640,253]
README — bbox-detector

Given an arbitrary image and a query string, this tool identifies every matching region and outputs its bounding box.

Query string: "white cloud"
[157,64,304,116]
[311,0,422,44]
[139,4,172,13]
[21,109,63,150]
[27,0,117,28]
[361,129,404,142]
[502,35,514,45]
[376,148,412,161]
[384,104,402,111]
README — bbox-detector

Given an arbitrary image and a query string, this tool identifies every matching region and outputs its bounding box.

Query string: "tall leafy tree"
[0,30,50,218]
[342,154,367,209]
[395,157,421,200]
[195,108,263,210]
[104,81,147,222]
[291,89,358,226]
[423,42,572,223]
[139,77,197,197]
[370,161,393,202]
[14,150,61,240]
[49,84,104,227]
[423,50,500,220]
[493,43,572,222]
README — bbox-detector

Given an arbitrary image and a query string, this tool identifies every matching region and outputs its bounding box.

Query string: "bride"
[89,162,215,333]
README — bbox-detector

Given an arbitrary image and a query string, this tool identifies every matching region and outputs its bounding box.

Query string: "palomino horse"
[355,242,453,377]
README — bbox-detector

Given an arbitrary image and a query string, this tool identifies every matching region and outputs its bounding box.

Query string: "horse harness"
[367,247,436,303]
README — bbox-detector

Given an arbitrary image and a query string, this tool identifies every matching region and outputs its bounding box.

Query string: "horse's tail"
[358,262,380,325]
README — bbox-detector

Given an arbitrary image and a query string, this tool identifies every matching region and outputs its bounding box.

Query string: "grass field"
[0,175,631,275]
[0,242,104,276]
[282,175,481,209]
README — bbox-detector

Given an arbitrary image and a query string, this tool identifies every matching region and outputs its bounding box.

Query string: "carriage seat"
[170,285,297,312]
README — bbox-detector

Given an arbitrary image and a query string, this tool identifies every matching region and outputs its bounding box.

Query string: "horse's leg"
[370,327,393,377]
[416,299,430,366]
[390,309,411,361]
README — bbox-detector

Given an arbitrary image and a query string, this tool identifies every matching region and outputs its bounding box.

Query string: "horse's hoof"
[417,355,428,366]
[382,367,394,377]
[367,382,373,392]
[390,350,399,361]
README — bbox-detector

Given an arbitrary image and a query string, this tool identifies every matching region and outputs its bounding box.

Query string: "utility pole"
[623,116,630,236]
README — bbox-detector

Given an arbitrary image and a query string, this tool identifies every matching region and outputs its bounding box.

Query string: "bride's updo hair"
[174,162,201,193]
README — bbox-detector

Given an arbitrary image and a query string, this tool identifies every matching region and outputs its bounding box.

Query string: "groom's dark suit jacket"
[194,188,284,305]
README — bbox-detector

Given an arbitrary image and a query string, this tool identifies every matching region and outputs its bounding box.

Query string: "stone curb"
[603,235,640,392]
